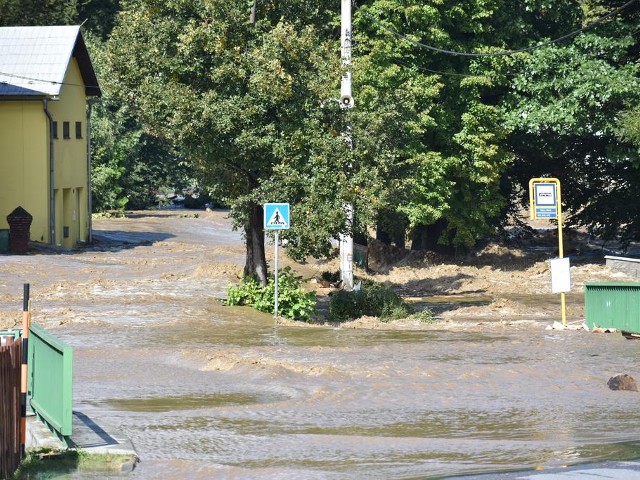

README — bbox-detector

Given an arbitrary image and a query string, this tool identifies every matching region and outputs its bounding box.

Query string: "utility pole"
[340,0,355,290]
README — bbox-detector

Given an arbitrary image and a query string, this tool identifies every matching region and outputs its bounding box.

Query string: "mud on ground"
[298,223,637,327]
[0,210,635,331]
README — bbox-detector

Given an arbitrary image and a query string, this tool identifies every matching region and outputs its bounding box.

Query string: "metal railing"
[28,323,73,442]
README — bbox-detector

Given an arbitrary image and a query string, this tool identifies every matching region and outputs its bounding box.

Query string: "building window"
[75,121,82,139]
[52,121,58,139]
[63,121,70,139]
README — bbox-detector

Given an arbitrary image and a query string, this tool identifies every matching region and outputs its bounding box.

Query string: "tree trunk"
[244,200,268,285]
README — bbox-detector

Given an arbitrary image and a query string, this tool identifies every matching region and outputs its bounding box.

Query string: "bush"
[226,267,316,322]
[328,282,434,323]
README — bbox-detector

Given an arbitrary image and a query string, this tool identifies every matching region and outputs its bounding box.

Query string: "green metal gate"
[28,323,73,441]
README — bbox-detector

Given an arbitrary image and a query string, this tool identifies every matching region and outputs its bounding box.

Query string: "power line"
[392,59,482,78]
[3,1,636,87]
[0,70,96,89]
[356,0,638,58]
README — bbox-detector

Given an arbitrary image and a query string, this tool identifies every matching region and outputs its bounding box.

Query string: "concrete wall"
[606,256,640,279]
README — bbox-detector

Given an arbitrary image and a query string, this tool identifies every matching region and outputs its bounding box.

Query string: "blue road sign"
[264,203,290,230]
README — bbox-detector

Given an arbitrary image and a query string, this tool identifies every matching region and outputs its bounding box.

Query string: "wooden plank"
[0,340,22,477]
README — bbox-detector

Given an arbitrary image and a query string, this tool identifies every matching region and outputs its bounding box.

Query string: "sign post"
[529,178,568,324]
[264,203,290,320]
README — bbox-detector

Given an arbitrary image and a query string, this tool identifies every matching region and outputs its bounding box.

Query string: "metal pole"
[340,0,354,290]
[20,283,30,458]
[87,101,94,243]
[557,181,567,325]
[43,100,56,245]
[274,231,279,320]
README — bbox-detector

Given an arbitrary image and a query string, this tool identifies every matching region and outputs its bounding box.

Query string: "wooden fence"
[0,338,22,479]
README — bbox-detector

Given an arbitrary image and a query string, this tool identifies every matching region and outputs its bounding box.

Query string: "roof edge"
[74,29,101,97]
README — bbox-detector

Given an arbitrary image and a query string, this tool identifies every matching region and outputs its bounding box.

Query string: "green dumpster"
[585,282,640,333]
[0,229,8,253]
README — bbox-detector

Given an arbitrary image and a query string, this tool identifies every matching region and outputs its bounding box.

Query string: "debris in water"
[607,374,638,392]
[591,326,617,334]
[547,321,567,330]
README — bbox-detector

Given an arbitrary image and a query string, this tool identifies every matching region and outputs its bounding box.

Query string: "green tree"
[0,0,77,26]
[620,108,640,148]
[77,0,121,40]
[504,0,640,244]
[107,0,343,283]
[349,0,571,250]
[87,33,193,212]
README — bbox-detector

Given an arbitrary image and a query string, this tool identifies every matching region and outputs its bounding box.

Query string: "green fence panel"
[585,282,640,333]
[28,323,73,438]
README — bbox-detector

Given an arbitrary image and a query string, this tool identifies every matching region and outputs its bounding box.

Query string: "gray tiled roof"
[0,25,100,97]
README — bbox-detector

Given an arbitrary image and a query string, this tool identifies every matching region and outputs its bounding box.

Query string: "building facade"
[0,26,101,248]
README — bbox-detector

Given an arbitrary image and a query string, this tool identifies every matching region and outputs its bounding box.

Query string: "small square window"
[63,121,70,139]
[75,121,82,139]
[52,121,58,139]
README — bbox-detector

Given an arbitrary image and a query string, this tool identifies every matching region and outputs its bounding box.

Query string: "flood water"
[2,211,640,479]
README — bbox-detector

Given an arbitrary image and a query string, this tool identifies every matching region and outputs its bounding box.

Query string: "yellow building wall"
[0,57,91,248]
[46,58,90,248]
[0,101,50,243]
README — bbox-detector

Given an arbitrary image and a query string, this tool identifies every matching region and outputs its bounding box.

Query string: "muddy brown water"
[2,210,640,479]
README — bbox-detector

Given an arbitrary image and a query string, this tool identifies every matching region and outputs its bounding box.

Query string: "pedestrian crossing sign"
[264,203,290,230]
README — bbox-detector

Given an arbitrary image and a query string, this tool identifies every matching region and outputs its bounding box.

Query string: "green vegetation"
[328,281,434,323]
[13,448,137,478]
[226,267,316,322]
[0,0,77,27]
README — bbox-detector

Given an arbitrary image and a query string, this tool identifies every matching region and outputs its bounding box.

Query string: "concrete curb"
[27,410,139,473]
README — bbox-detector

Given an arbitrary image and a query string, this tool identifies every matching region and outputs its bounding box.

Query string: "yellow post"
[529,178,567,325]
[556,181,567,325]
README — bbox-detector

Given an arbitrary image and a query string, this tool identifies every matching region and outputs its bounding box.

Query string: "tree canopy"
[0,0,77,26]
[504,0,640,244]
[107,0,353,281]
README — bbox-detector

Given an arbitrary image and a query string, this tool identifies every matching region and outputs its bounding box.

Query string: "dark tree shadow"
[22,230,175,256]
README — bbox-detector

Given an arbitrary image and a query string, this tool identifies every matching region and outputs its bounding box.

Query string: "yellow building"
[0,26,101,248]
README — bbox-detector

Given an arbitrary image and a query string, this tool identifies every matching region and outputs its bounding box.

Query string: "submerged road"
[2,210,640,479]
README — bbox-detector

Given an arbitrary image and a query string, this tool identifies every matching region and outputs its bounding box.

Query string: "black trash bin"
[7,206,32,254]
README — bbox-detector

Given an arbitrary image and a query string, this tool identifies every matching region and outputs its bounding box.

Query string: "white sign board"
[550,257,571,293]
[535,183,556,206]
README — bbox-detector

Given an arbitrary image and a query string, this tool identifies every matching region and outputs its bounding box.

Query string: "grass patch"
[14,449,138,478]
